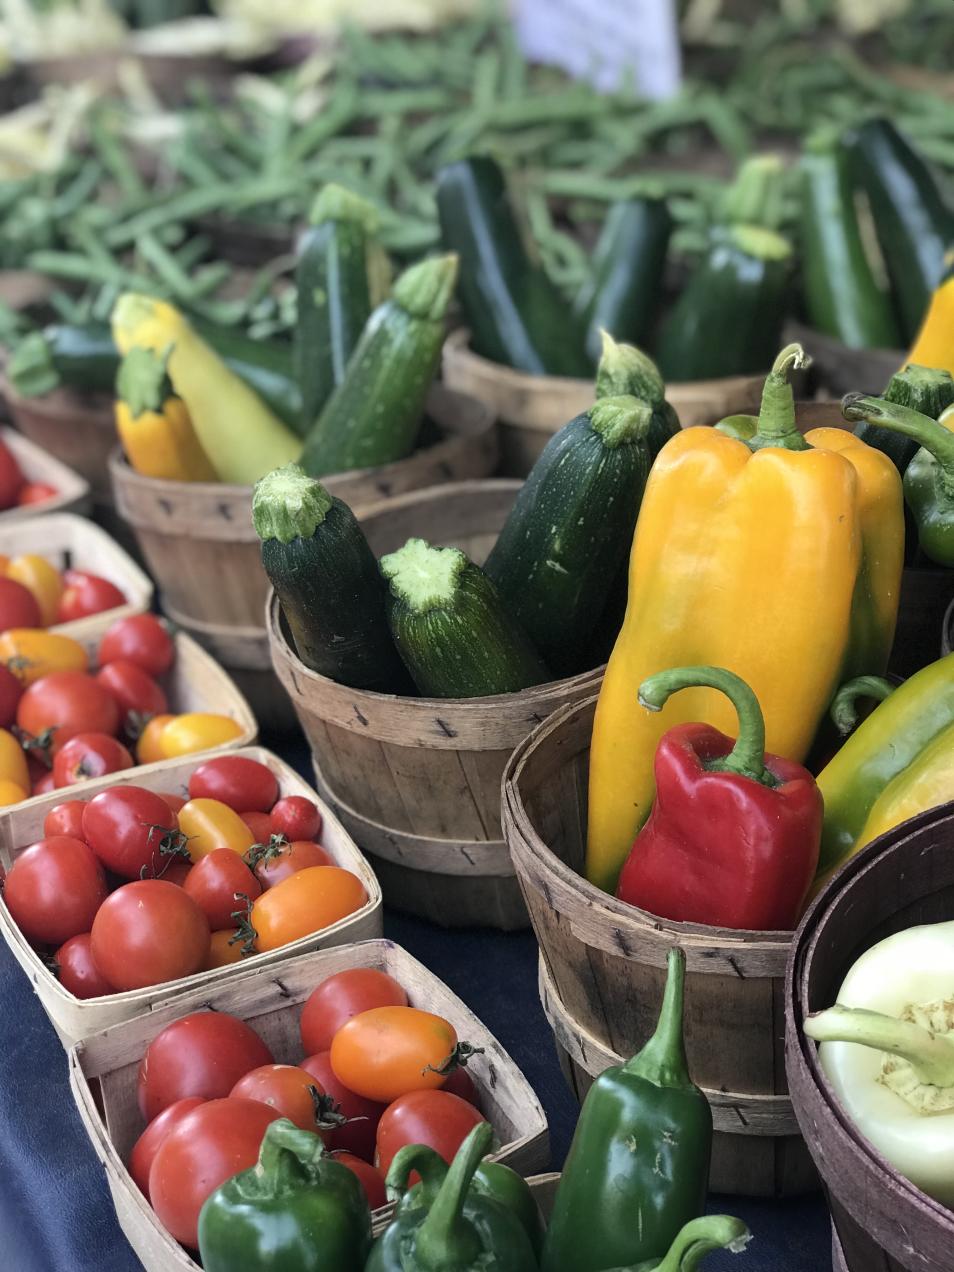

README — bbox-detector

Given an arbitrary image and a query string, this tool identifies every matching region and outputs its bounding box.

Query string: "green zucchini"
[300,253,457,478]
[719,153,789,233]
[594,332,680,457]
[655,224,794,382]
[854,363,954,474]
[850,118,954,343]
[800,132,901,350]
[483,395,652,677]
[295,184,390,428]
[436,156,592,377]
[381,538,551,698]
[573,199,671,365]
[252,464,411,693]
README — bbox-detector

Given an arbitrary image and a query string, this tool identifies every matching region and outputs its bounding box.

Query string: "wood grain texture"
[1,379,114,503]
[785,320,903,398]
[68,938,548,1272]
[0,424,90,520]
[0,745,381,1045]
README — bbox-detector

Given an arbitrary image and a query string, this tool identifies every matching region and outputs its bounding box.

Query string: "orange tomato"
[329,1006,459,1103]
[0,630,87,684]
[250,867,367,954]
[158,713,244,759]
[6,556,64,627]
[136,714,176,765]
[0,778,26,806]
[177,798,256,863]
[0,727,29,793]
[204,929,245,970]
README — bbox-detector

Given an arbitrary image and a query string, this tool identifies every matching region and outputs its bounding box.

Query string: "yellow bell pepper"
[905,254,954,376]
[3,555,63,626]
[114,347,216,483]
[586,346,904,893]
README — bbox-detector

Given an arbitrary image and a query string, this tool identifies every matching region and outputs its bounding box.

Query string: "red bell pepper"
[615,665,822,930]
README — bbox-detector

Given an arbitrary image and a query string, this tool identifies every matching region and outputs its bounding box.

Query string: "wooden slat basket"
[503,695,815,1197]
[785,320,903,397]
[68,938,548,1272]
[0,426,90,520]
[1,379,115,508]
[1,746,381,1045]
[442,328,766,476]
[786,801,954,1272]
[268,479,604,931]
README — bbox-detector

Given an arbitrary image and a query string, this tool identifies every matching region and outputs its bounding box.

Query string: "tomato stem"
[229,891,258,956]
[424,1041,485,1078]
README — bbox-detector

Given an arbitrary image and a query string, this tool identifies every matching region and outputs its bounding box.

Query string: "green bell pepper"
[853,364,954,476]
[829,676,895,737]
[542,948,712,1272]
[197,1118,371,1272]
[602,1215,752,1271]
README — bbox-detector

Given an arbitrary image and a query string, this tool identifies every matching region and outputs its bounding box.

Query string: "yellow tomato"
[0,779,26,807]
[177,798,256,863]
[6,557,63,627]
[158,713,244,758]
[0,630,87,684]
[136,713,176,765]
[0,728,29,793]
[204,929,246,969]
[0,555,10,575]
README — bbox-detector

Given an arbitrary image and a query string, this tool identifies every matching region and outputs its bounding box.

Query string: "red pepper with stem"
[616,665,822,930]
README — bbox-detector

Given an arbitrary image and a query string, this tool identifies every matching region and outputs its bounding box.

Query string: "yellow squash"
[115,347,216,482]
[906,255,954,377]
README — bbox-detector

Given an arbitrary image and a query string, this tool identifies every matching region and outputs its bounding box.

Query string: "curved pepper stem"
[256,1118,327,1186]
[750,343,811,452]
[413,1122,493,1270]
[384,1143,448,1205]
[628,1214,752,1271]
[843,393,954,497]
[623,947,692,1088]
[638,665,772,785]
[804,1005,954,1087]
[829,676,895,736]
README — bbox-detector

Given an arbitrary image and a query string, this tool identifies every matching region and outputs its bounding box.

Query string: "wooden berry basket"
[786,801,954,1271]
[0,426,90,521]
[268,480,604,931]
[503,694,815,1197]
[1,379,115,508]
[1,747,381,1046]
[68,938,548,1272]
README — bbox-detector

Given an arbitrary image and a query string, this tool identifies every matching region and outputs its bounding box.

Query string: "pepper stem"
[623,947,693,1088]
[829,676,895,737]
[638,665,772,785]
[650,1215,753,1271]
[384,1144,448,1204]
[256,1117,326,1184]
[750,343,811,452]
[842,393,954,497]
[413,1122,492,1270]
[804,1005,954,1087]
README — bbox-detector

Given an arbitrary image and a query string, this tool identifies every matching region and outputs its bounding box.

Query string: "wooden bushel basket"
[785,321,903,397]
[268,479,604,930]
[109,384,498,630]
[786,801,954,1272]
[68,938,548,1272]
[0,425,90,520]
[504,695,815,1197]
[2,747,381,1045]
[1,378,115,507]
[442,328,766,477]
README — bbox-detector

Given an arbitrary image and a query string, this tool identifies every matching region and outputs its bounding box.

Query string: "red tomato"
[16,481,56,507]
[270,796,321,842]
[56,572,126,623]
[149,1098,280,1248]
[376,1091,486,1175]
[0,440,24,509]
[0,577,41,631]
[161,792,187,816]
[52,733,133,788]
[17,672,120,754]
[53,932,113,999]
[230,1064,334,1135]
[330,1152,387,1209]
[183,849,261,931]
[82,787,179,879]
[300,968,408,1056]
[241,810,274,842]
[301,1051,385,1161]
[128,1098,205,1195]
[157,858,192,887]
[253,839,333,890]
[441,1065,480,1107]
[0,664,22,727]
[90,880,209,992]
[98,614,174,677]
[32,771,55,795]
[43,800,87,841]
[95,661,168,722]
[188,756,279,813]
[3,836,107,945]
[138,1011,274,1121]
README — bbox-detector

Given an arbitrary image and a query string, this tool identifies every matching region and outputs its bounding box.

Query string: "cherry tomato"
[82,787,179,879]
[331,1007,458,1103]
[128,1098,205,1195]
[0,630,87,685]
[203,929,244,969]
[0,664,23,727]
[137,714,176,765]
[241,810,274,842]
[300,968,409,1056]
[0,577,40,631]
[17,672,119,754]
[56,572,126,623]
[159,713,245,759]
[90,880,209,992]
[16,481,56,507]
[3,836,107,945]
[98,614,174,677]
[376,1091,486,1175]
[161,792,187,816]
[178,798,256,862]
[301,1051,385,1162]
[156,857,192,887]
[53,932,113,999]
[149,1098,280,1248]
[138,1011,274,1121]
[0,778,26,805]
[183,849,261,931]
[441,1065,480,1107]
[252,839,333,890]
[32,771,55,795]
[0,440,24,509]
[188,756,279,813]
[6,555,62,626]
[95,661,167,722]
[230,1064,333,1135]
[52,733,133,788]
[249,867,367,954]
[330,1152,387,1209]
[0,726,29,792]
[44,800,87,841]
[270,796,322,842]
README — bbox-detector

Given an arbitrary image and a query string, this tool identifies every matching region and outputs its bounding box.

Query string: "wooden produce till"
[504,695,813,1197]
[787,802,954,1272]
[2,380,115,510]
[785,320,903,397]
[0,425,90,520]
[269,480,603,930]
